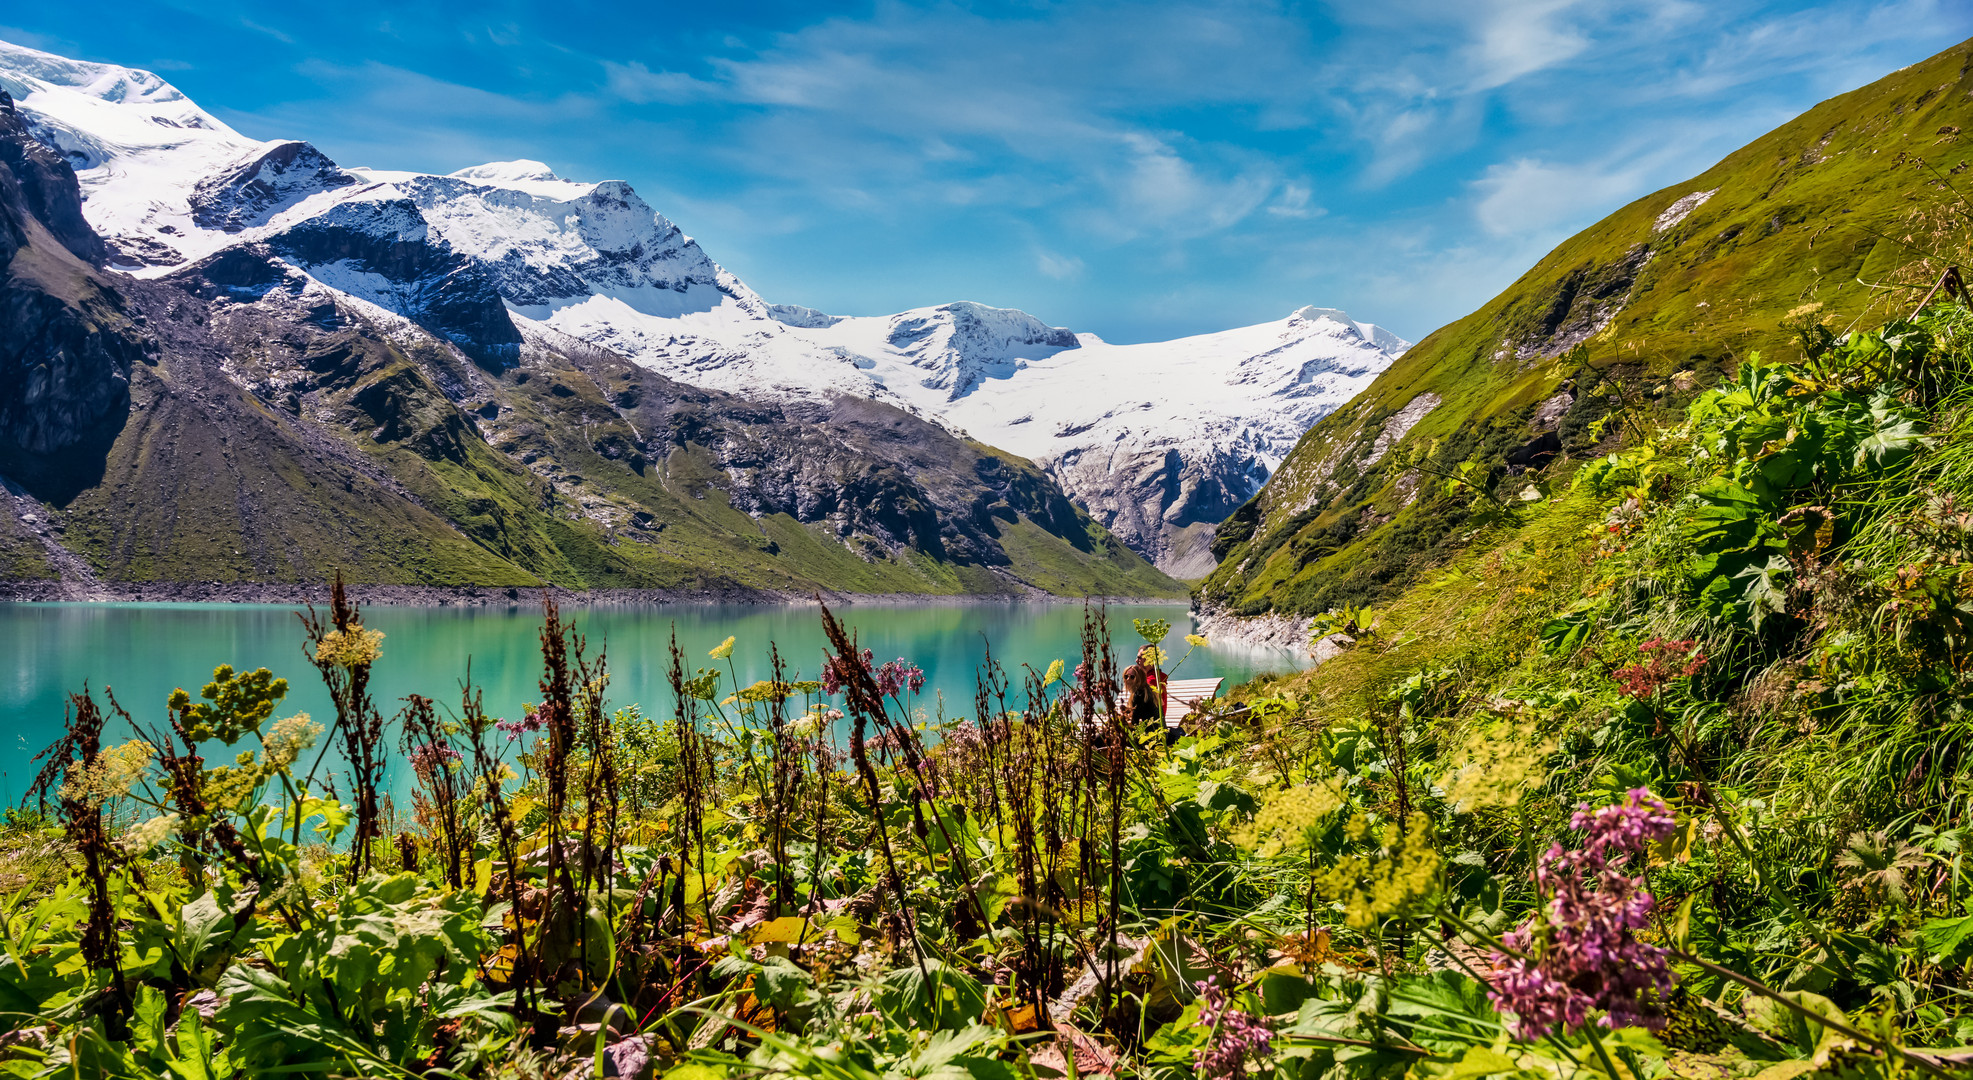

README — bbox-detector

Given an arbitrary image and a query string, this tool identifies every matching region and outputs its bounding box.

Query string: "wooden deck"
[1163,677,1223,728]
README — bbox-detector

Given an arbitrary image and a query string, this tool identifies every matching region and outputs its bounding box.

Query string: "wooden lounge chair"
[1163,677,1224,730]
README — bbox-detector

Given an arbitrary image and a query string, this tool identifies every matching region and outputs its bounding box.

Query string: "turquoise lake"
[0,601,1306,805]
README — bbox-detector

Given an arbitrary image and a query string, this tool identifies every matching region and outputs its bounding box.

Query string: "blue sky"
[4,2,1969,343]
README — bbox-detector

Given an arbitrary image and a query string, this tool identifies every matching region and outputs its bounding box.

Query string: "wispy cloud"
[1036,250,1085,280]
[29,0,1969,342]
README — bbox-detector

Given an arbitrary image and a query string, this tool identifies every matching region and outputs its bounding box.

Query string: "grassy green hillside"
[1201,35,1973,619]
[36,285,1181,599]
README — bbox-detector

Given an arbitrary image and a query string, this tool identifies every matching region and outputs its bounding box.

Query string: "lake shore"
[0,578,1186,607]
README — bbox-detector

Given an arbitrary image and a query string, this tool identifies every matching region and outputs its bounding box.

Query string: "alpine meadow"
[7,12,1973,1080]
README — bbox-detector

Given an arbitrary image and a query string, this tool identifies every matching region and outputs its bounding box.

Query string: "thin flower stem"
[1670,949,1955,1079]
[1586,1029,1624,1079]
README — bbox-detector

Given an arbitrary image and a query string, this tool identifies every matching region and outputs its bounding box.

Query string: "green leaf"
[1921,914,1973,963]
[1735,556,1792,629]
[1538,610,1594,655]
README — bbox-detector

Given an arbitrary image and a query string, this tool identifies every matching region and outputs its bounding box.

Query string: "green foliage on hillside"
[33,316,1179,599]
[1203,34,1973,618]
[14,303,1973,1076]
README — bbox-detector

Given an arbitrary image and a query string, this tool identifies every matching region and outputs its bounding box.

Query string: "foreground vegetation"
[11,300,1973,1077]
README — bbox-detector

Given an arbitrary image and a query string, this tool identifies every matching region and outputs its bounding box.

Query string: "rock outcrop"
[0,91,142,494]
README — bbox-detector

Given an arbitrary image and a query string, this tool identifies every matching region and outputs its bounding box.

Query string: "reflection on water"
[0,601,1307,803]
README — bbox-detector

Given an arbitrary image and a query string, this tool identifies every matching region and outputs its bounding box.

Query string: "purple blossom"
[1061,660,1096,711]
[1490,788,1678,1040]
[875,657,926,697]
[494,714,544,742]
[820,649,924,700]
[1192,977,1273,1078]
[409,742,462,783]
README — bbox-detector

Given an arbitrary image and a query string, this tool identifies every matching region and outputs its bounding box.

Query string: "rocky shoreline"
[0,578,1183,608]
[1189,606,1315,652]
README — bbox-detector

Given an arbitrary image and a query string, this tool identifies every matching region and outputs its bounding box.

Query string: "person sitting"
[1122,664,1154,726]
[1122,645,1168,728]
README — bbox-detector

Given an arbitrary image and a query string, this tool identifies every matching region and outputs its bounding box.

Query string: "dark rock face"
[622,387,1054,567]
[267,199,522,367]
[0,91,103,264]
[189,140,355,233]
[1510,244,1653,358]
[1044,440,1264,578]
[0,94,142,495]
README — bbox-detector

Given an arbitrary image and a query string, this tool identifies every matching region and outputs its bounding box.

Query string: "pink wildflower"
[1193,977,1273,1078]
[1489,788,1678,1039]
[408,741,462,783]
[821,649,925,700]
[494,714,543,742]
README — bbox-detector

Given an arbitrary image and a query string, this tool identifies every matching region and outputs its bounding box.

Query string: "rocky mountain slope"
[1197,34,1973,636]
[0,39,1404,579]
[0,49,1175,599]
[778,303,1405,577]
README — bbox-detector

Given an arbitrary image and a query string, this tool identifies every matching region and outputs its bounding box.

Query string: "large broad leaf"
[878,959,987,1031]
[1852,396,1929,470]
[1685,482,1779,555]
[1538,609,1595,655]
[1386,972,1501,1051]
[1735,556,1793,630]
[1921,914,1973,964]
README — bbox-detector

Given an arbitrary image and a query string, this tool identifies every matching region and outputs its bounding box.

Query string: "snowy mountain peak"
[768,303,842,329]
[0,40,209,116]
[449,159,562,183]
[880,302,1078,400]
[190,140,354,233]
[0,35,1413,575]
[1289,305,1409,356]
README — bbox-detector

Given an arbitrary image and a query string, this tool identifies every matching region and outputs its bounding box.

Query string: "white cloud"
[1472,156,1648,237]
[1037,250,1085,280]
[603,60,718,104]
[1464,0,1595,90]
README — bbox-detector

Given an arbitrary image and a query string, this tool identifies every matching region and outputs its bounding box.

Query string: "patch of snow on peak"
[1289,306,1409,356]
[879,302,1079,400]
[450,159,561,183]
[0,38,268,267]
[768,303,842,329]
[776,302,1410,569]
[1653,189,1716,233]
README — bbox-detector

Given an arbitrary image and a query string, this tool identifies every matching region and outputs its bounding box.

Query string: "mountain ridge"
[0,54,1180,600]
[0,37,1406,576]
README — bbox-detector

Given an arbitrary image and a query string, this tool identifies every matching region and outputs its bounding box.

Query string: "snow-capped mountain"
[776,304,1405,576]
[0,39,1407,575]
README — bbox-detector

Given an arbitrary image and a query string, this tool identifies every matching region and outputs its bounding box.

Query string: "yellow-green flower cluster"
[120,812,182,855]
[263,713,322,770]
[314,626,385,668]
[1185,633,1209,648]
[1043,659,1066,687]
[731,680,801,705]
[1442,722,1555,813]
[1235,781,1344,857]
[684,669,721,701]
[59,740,152,807]
[170,665,290,745]
[709,636,736,659]
[1316,815,1442,930]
